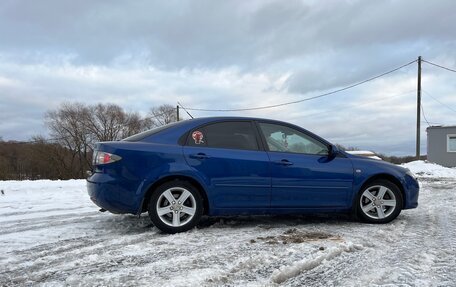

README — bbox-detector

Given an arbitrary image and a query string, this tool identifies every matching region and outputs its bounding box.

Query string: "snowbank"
[402,160,456,178]
[346,150,382,160]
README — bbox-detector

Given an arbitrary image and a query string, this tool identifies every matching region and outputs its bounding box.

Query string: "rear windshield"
[122,121,180,142]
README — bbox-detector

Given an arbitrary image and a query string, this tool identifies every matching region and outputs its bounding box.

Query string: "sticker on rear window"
[192,131,204,144]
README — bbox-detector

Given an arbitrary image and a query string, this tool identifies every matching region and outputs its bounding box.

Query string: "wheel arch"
[355,173,406,210]
[140,175,210,215]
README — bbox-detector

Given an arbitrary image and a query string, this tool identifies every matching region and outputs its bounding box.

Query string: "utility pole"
[176,105,180,121]
[416,56,422,159]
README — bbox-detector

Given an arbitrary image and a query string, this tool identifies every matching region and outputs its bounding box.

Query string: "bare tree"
[45,102,154,177]
[84,104,125,142]
[121,112,153,138]
[45,103,92,178]
[84,103,153,142]
[3,103,178,180]
[0,146,11,180]
[149,104,178,127]
[29,135,77,179]
[0,137,81,180]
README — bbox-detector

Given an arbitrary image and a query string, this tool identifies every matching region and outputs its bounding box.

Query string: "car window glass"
[187,121,259,150]
[259,122,328,155]
[123,121,181,142]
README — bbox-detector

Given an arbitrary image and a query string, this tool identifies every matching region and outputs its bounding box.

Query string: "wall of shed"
[427,127,456,168]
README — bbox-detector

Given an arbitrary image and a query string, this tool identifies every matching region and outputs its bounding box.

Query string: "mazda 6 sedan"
[87,117,419,233]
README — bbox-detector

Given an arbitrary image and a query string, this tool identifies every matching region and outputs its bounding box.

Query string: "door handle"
[273,159,293,166]
[189,153,210,160]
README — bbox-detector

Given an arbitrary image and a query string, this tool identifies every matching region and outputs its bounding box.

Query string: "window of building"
[448,134,456,152]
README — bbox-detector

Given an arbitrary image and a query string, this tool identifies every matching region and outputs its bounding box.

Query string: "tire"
[357,179,403,224]
[148,180,203,234]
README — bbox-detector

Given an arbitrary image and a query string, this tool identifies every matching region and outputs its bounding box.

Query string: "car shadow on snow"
[90,213,155,235]
[196,213,356,230]
[91,212,362,235]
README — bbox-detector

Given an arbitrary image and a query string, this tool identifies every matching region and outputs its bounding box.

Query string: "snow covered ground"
[1,161,455,286]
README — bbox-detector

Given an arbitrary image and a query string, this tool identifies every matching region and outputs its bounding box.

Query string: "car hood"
[343,151,408,173]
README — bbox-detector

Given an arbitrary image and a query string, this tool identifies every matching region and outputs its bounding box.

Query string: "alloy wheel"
[156,187,197,227]
[359,185,397,220]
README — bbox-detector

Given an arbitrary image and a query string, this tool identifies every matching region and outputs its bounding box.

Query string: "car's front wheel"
[148,180,203,234]
[357,180,403,223]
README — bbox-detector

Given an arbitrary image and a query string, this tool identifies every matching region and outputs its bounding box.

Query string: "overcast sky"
[1,0,456,155]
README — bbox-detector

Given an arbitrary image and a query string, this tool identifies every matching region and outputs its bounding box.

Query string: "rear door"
[183,121,271,208]
[257,121,354,208]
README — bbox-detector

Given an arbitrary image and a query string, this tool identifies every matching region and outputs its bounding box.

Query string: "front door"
[257,122,354,208]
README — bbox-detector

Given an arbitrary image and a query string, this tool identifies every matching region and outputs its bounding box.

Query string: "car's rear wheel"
[357,180,403,223]
[148,180,203,234]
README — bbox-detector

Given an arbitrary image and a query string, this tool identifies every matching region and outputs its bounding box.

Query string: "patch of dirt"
[254,228,341,244]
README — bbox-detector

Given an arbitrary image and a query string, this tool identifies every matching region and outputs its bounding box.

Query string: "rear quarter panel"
[94,142,202,214]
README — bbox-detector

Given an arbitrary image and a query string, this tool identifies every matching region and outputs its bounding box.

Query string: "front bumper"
[403,173,419,209]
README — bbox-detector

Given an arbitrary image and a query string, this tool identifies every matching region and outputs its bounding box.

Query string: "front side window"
[448,134,456,152]
[259,122,328,155]
[186,121,259,151]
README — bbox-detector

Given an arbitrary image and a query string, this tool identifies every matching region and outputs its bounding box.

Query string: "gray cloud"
[2,0,455,69]
[1,0,456,155]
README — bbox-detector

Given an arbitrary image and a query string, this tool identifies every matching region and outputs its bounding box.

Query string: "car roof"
[135,116,331,146]
[180,116,291,124]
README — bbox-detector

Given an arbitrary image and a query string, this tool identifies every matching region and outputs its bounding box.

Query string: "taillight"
[93,151,122,165]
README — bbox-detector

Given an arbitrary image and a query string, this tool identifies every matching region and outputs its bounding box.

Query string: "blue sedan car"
[87,117,419,233]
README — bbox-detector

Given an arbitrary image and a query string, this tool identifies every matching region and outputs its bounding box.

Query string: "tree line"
[0,103,178,180]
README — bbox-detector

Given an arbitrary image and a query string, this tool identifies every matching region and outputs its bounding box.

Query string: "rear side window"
[186,121,259,151]
[123,121,180,142]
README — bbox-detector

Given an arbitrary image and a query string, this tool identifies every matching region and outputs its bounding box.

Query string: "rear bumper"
[87,173,142,214]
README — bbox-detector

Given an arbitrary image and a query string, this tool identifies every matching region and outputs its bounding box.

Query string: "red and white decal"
[192,130,204,144]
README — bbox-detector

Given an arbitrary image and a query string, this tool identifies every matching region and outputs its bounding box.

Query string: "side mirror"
[328,144,339,158]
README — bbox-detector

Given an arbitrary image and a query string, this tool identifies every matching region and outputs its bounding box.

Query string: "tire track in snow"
[2,177,455,286]
[282,179,456,286]
[2,223,346,287]
[2,227,160,285]
[376,180,456,286]
[421,181,456,286]
[0,212,100,235]
[289,216,406,285]
[0,206,88,218]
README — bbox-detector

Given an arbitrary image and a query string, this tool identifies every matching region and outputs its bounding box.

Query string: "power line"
[422,59,456,73]
[184,59,418,112]
[421,121,442,125]
[177,102,194,119]
[420,102,431,127]
[422,89,456,115]
[297,90,416,119]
